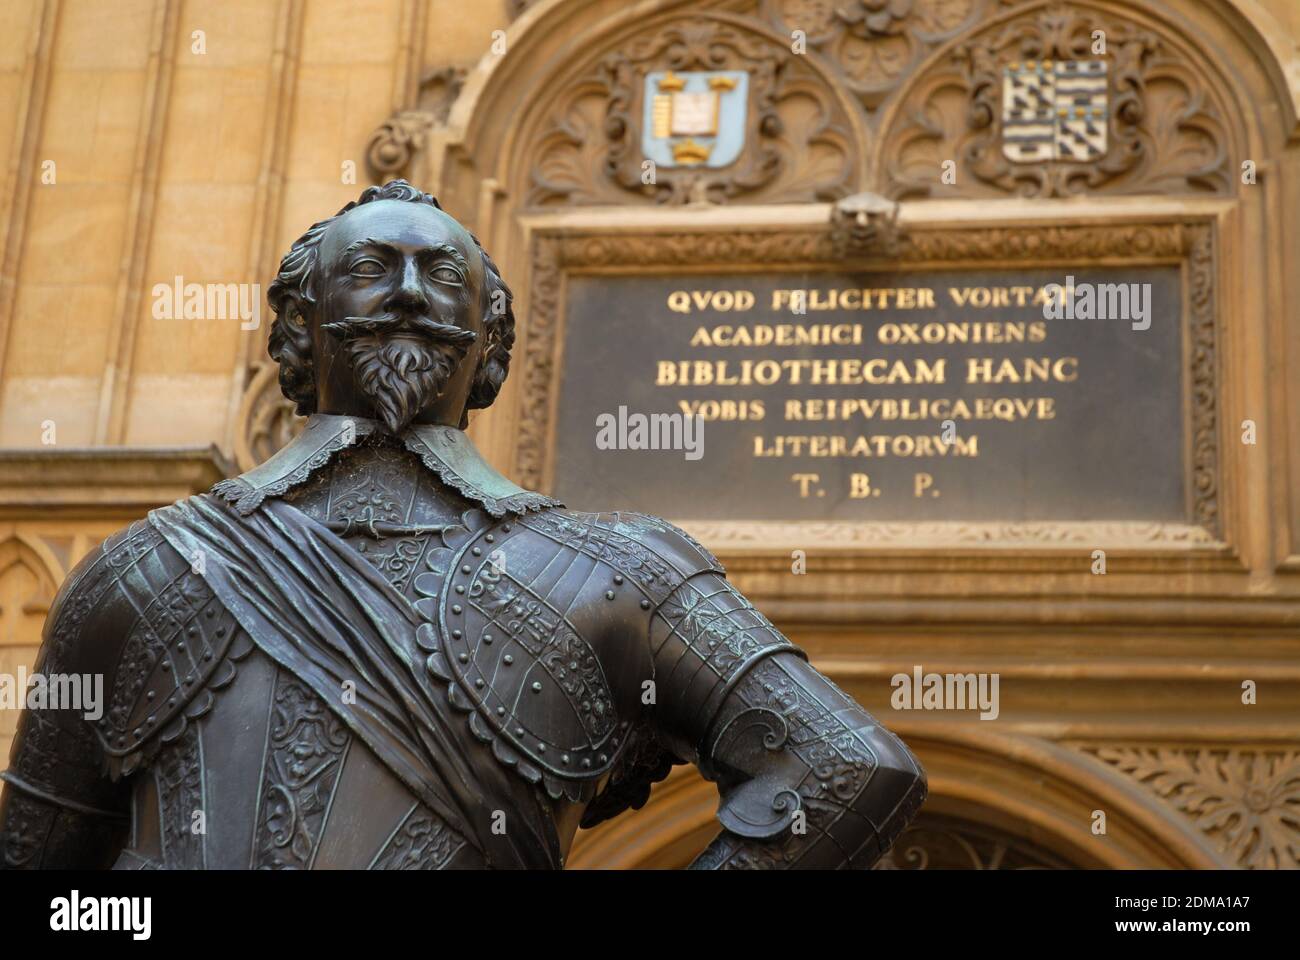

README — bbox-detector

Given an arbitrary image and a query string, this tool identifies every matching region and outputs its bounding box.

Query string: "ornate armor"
[1,415,925,869]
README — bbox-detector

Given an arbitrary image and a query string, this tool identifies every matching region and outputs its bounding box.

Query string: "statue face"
[310,199,486,432]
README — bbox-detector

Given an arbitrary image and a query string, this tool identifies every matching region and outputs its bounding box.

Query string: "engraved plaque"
[553,267,1185,523]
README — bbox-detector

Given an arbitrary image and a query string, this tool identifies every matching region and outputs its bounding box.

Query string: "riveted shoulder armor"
[32,516,254,781]
[95,531,254,780]
[421,507,727,806]
[1,519,172,839]
[521,510,804,761]
[516,509,723,591]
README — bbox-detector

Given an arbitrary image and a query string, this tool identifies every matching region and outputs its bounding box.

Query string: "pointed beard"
[344,334,472,434]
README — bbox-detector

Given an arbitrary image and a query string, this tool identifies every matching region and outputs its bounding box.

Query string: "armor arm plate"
[644,562,926,869]
[686,650,926,869]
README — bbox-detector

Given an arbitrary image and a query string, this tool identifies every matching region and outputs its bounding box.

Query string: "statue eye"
[429,265,463,285]
[350,258,386,278]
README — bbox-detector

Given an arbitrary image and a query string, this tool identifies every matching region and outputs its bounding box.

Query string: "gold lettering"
[792,473,820,497]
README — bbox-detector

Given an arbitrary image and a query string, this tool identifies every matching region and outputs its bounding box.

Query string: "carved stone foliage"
[526,16,858,206]
[881,2,1231,198]
[367,112,436,183]
[874,812,1075,868]
[365,67,466,183]
[761,0,987,107]
[1080,745,1300,869]
[520,221,1221,543]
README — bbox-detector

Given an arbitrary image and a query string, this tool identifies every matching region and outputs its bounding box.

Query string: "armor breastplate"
[282,438,667,807]
[107,438,501,868]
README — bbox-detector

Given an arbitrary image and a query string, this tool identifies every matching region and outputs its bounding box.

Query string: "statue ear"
[271,298,319,415]
[287,299,309,331]
[465,244,513,411]
[465,290,499,405]
[284,300,314,353]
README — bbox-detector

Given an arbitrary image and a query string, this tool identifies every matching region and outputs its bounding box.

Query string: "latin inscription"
[554,268,1185,523]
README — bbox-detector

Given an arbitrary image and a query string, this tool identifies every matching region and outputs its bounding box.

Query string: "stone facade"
[2,0,1300,869]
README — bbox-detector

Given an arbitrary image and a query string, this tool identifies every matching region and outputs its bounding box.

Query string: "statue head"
[266,180,514,433]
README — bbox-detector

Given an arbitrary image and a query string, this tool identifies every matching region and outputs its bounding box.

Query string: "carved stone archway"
[0,534,62,644]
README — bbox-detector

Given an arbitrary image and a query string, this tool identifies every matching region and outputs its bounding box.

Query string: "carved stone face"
[311,199,487,432]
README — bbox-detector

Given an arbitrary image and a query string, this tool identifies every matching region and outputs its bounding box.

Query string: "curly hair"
[265,180,515,425]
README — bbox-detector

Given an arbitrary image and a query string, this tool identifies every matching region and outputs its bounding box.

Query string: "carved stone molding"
[544,218,1191,269]
[1076,744,1300,869]
[416,66,468,123]
[0,448,234,512]
[0,534,64,612]
[1184,222,1218,535]
[526,15,858,206]
[881,2,1232,198]
[678,520,1215,548]
[519,219,1221,544]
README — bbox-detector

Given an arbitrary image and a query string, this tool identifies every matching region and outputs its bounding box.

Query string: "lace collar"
[211,414,562,519]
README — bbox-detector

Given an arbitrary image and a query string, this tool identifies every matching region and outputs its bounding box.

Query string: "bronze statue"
[0,181,925,869]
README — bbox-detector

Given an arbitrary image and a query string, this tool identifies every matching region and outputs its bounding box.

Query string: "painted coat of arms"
[1001,60,1108,163]
[641,69,748,168]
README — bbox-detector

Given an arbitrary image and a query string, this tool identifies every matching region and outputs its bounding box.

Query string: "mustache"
[331,314,476,434]
[322,313,478,348]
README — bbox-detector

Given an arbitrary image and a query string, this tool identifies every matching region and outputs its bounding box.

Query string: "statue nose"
[387,259,430,313]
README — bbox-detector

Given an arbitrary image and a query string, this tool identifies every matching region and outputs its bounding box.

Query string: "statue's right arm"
[0,527,141,869]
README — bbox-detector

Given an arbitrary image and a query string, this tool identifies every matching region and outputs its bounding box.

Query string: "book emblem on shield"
[642,70,749,168]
